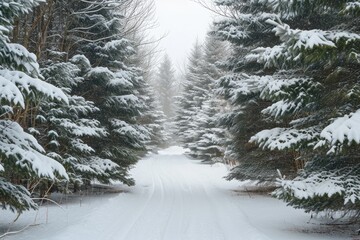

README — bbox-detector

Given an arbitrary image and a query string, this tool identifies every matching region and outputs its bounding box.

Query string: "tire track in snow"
[200,176,272,240]
[118,155,171,240]
[16,147,276,240]
[116,158,159,240]
[186,166,227,240]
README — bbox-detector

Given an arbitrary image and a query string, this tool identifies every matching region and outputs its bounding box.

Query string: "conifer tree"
[75,1,153,185]
[38,55,126,187]
[15,0,153,186]
[137,82,169,152]
[0,0,168,214]
[212,0,296,182]
[155,54,176,119]
[0,0,68,213]
[248,1,360,215]
[190,98,226,163]
[129,42,169,152]
[184,35,228,162]
[176,41,204,146]
[213,0,360,215]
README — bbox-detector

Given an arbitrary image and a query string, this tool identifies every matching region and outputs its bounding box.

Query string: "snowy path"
[1,147,351,240]
[108,147,270,240]
[51,147,270,240]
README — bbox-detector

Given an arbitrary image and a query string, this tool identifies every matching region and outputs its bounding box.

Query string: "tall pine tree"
[180,34,228,163]
[176,41,204,147]
[0,0,68,213]
[213,0,360,216]
[154,54,176,120]
[212,0,296,183]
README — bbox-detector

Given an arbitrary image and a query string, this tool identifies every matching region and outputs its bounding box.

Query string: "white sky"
[154,0,213,71]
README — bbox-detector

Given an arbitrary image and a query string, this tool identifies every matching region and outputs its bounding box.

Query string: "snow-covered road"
[1,146,350,240]
[106,147,271,240]
[51,146,271,240]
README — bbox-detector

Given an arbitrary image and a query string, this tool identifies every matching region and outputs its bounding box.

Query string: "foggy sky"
[154,0,213,71]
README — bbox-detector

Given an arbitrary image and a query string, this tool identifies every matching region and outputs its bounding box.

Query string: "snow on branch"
[266,19,336,49]
[249,19,360,67]
[111,119,151,142]
[260,76,307,99]
[316,109,360,148]
[85,67,114,83]
[0,70,68,104]
[68,96,99,116]
[0,120,68,180]
[89,157,120,175]
[53,118,107,137]
[75,157,121,178]
[70,54,91,72]
[326,31,360,44]
[261,100,297,118]
[246,45,286,68]
[217,73,273,103]
[275,167,360,206]
[0,0,45,15]
[108,71,133,88]
[261,77,321,118]
[250,127,319,150]
[103,39,135,55]
[0,178,38,213]
[341,1,360,14]
[213,19,249,41]
[276,171,343,200]
[218,72,315,111]
[70,139,95,154]
[105,94,142,109]
[3,44,41,75]
[0,76,24,107]
[214,12,278,42]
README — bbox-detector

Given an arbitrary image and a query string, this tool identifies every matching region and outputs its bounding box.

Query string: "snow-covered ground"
[0,146,355,239]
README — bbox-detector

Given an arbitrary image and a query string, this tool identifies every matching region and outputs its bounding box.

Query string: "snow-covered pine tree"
[73,1,151,186]
[184,34,228,162]
[127,38,169,152]
[9,0,147,188]
[245,1,360,215]
[175,41,205,147]
[0,0,68,213]
[38,55,128,187]
[154,54,176,120]
[8,0,166,189]
[136,82,169,152]
[191,98,227,163]
[213,0,296,183]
